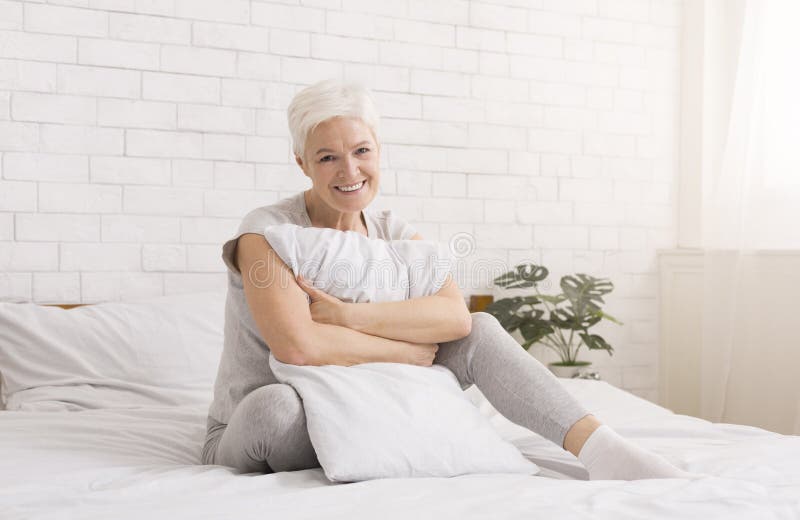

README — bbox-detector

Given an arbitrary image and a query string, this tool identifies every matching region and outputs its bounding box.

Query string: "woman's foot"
[576,424,702,480]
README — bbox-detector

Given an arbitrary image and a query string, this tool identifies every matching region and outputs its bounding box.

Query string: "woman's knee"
[439,312,502,354]
[436,312,505,387]
[469,311,503,334]
[240,384,304,432]
[453,312,516,360]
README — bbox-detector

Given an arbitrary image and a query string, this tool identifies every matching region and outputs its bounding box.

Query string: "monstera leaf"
[560,274,613,317]
[488,263,621,364]
[519,320,554,349]
[579,333,614,354]
[550,307,602,330]
[594,309,623,325]
[493,264,548,290]
[485,295,541,332]
[536,294,567,305]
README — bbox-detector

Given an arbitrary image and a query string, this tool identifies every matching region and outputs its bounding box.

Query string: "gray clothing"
[206,191,417,429]
[202,191,590,473]
[201,312,590,472]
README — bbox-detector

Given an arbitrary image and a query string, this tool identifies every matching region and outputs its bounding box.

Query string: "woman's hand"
[404,342,439,367]
[295,275,349,327]
[295,274,439,366]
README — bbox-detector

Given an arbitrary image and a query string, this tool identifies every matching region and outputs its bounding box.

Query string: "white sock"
[577,425,702,481]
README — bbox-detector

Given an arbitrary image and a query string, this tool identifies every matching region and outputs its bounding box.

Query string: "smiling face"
[295,116,380,214]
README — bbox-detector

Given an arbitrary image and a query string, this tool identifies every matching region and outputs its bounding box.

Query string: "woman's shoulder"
[237,193,306,234]
[221,193,307,276]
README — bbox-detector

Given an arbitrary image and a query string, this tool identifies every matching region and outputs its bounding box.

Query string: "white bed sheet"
[1,379,798,520]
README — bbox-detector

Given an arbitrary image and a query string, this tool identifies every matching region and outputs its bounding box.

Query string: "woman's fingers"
[295,275,324,301]
[296,275,342,305]
[295,275,347,326]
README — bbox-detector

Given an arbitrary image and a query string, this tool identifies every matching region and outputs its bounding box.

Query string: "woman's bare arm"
[341,273,471,344]
[236,233,435,367]
[338,233,472,344]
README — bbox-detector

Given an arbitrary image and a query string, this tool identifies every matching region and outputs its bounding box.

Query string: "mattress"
[1,379,798,519]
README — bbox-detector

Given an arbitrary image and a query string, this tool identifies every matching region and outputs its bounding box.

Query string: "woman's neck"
[303,190,367,234]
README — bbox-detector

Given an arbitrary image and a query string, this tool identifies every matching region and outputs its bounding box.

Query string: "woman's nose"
[339,155,360,177]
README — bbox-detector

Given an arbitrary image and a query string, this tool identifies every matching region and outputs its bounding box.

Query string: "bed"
[1,293,799,519]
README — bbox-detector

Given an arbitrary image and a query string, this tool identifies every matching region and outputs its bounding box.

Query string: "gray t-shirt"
[207,191,418,428]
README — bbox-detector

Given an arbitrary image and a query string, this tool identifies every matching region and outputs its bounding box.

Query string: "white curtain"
[701,0,800,434]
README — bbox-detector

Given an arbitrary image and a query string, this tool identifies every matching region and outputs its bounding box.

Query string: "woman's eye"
[319,148,368,162]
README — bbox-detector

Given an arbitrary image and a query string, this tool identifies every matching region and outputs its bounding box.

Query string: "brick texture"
[0,0,683,400]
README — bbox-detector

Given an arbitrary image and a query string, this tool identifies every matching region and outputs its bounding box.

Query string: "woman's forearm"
[342,295,472,344]
[299,321,412,367]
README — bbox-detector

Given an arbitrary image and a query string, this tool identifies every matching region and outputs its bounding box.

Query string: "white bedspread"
[1,380,798,519]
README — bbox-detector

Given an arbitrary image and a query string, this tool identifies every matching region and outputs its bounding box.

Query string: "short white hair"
[287,79,380,160]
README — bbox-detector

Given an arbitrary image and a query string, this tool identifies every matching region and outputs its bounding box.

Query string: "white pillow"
[263,224,538,481]
[269,355,539,482]
[0,291,225,411]
[263,223,454,302]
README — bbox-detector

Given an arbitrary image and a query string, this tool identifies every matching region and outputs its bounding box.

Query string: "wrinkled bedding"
[1,379,798,520]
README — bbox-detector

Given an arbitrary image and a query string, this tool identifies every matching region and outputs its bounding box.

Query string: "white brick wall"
[0,0,682,400]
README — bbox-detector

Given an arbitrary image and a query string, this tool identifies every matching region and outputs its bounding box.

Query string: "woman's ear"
[295,154,309,177]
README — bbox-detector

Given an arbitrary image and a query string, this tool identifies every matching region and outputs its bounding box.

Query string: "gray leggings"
[201,312,590,473]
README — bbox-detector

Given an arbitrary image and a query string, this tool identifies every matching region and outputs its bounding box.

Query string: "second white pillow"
[269,354,540,483]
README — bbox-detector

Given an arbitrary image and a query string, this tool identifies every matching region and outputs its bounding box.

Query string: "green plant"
[485,263,623,365]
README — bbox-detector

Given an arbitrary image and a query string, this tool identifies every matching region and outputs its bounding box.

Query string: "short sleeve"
[221,235,245,276]
[220,206,294,276]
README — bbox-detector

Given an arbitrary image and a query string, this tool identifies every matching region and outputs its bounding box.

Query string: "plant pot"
[548,361,592,378]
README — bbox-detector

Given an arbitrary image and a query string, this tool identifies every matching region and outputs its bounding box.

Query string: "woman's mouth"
[334,180,365,194]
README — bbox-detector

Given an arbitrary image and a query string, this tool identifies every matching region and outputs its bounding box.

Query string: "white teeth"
[336,181,364,192]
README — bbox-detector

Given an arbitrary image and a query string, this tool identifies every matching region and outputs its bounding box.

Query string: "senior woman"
[202,79,694,481]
